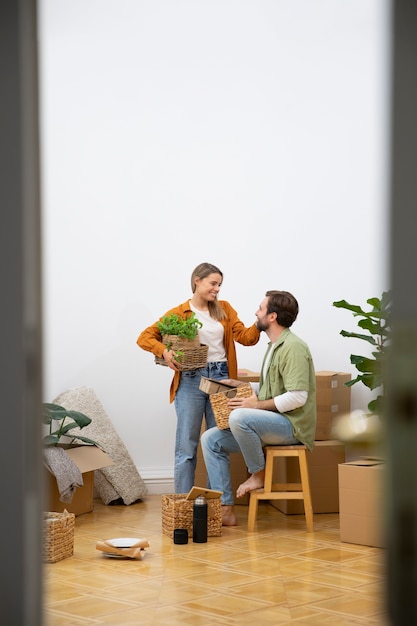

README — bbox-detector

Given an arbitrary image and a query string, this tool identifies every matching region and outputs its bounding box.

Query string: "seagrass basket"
[161,493,222,539]
[43,510,75,563]
[154,335,208,370]
[210,383,253,429]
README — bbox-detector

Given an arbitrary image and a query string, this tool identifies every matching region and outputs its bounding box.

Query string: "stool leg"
[298,449,314,532]
[247,493,259,531]
[263,449,274,493]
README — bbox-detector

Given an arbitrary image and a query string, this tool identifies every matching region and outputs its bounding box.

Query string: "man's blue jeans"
[174,361,228,493]
[201,408,299,505]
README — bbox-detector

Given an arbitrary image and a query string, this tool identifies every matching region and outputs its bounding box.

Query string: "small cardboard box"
[338,458,385,548]
[270,440,346,514]
[199,377,239,395]
[45,446,113,516]
[315,371,351,440]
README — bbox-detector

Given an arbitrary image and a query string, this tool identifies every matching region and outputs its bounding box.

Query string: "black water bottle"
[193,495,208,543]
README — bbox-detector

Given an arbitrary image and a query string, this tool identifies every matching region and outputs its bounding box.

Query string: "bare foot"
[222,505,238,526]
[236,470,265,498]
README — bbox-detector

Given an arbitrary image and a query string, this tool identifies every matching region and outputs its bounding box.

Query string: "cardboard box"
[200,376,251,396]
[338,458,385,547]
[270,440,345,514]
[315,371,351,440]
[237,369,260,383]
[195,443,250,505]
[45,446,113,516]
[199,377,241,395]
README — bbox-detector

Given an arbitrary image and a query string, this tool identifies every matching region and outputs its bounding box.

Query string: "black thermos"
[193,495,208,543]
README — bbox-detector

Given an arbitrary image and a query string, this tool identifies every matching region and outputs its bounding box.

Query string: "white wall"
[38,0,390,490]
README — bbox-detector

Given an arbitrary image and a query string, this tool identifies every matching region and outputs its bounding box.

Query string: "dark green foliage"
[333,291,391,415]
[43,402,98,446]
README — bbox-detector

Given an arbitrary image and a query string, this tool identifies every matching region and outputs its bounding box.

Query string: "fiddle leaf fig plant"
[333,290,392,416]
[42,403,98,446]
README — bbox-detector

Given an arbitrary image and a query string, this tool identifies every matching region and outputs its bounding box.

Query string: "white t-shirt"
[190,303,226,363]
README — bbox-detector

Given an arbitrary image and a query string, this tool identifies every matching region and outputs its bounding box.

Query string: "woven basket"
[155,335,208,371]
[161,335,200,351]
[43,510,75,563]
[161,493,222,539]
[210,383,253,429]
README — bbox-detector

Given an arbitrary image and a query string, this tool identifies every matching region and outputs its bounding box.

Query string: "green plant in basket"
[43,403,99,447]
[156,313,203,365]
[157,312,202,339]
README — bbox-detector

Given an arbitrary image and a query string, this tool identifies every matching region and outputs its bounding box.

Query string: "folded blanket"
[43,447,83,502]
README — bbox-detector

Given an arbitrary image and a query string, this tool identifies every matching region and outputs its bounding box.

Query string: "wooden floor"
[43,495,389,625]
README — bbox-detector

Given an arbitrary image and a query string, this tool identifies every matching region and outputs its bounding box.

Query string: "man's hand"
[228,392,259,410]
[220,378,246,388]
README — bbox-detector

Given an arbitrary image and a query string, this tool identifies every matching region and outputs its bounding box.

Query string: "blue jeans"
[174,361,229,493]
[201,408,300,505]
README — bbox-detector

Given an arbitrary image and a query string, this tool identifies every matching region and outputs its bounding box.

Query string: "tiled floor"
[43,495,389,625]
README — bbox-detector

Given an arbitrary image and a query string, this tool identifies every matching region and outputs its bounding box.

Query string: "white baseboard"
[138,466,174,495]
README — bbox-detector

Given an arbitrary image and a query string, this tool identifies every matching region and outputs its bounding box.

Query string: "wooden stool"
[247,444,313,532]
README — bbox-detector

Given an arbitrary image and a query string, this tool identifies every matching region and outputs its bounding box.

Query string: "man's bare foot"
[236,470,265,498]
[222,505,238,526]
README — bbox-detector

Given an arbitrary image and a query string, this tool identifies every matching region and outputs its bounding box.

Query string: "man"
[201,290,316,526]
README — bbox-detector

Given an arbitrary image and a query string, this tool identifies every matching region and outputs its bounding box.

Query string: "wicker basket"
[155,335,208,371]
[161,335,200,351]
[161,493,222,539]
[43,510,75,563]
[210,383,253,429]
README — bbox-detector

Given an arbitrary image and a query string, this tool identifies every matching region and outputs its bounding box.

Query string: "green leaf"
[59,421,86,436]
[43,434,60,445]
[381,291,393,309]
[64,410,92,428]
[368,395,384,415]
[333,300,366,315]
[67,435,98,446]
[349,373,375,390]
[366,297,382,310]
[350,355,381,373]
[42,403,68,423]
[358,318,383,334]
[340,330,377,345]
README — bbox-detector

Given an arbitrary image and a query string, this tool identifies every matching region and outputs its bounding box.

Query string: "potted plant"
[42,403,98,447]
[332,290,391,442]
[157,312,202,342]
[42,402,112,515]
[155,312,207,370]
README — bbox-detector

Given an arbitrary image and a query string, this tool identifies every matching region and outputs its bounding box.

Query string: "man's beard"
[255,319,268,332]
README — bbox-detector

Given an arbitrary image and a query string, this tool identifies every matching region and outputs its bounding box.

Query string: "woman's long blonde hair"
[191,262,227,321]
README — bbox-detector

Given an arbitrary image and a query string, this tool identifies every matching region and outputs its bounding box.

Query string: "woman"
[137,262,260,493]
